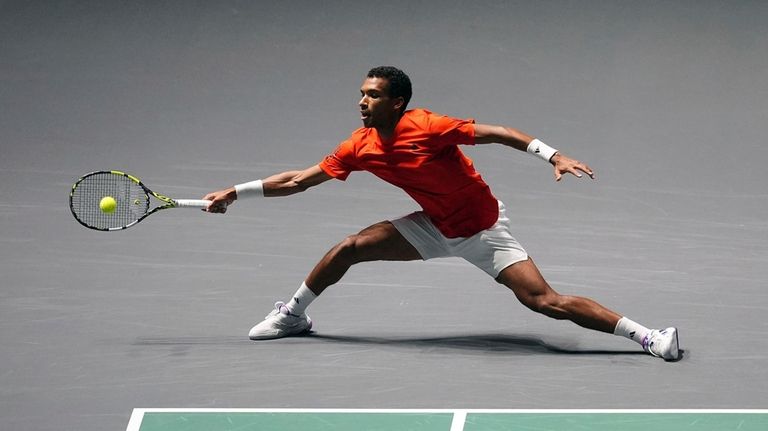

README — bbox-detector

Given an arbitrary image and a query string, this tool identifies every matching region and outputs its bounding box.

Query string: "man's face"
[359,77,403,129]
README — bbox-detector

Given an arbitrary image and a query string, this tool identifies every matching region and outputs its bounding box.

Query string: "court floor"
[128,409,768,431]
[1,1,767,430]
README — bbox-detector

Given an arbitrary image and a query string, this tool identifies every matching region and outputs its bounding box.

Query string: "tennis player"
[203,66,680,360]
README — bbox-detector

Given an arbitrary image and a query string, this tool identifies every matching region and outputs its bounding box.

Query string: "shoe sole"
[249,327,311,340]
[248,319,312,341]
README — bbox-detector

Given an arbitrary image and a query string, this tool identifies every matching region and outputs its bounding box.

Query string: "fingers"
[570,167,584,179]
[554,161,595,181]
[207,198,230,213]
[201,192,230,213]
[578,163,596,179]
[207,201,228,213]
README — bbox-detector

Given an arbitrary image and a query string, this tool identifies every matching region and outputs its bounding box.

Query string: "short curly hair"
[367,66,412,112]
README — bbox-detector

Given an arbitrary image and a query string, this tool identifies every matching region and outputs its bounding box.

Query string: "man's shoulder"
[400,108,438,132]
[344,125,372,142]
[403,108,436,120]
[402,108,473,133]
[404,108,469,125]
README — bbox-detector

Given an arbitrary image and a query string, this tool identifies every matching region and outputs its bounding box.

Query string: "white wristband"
[234,180,264,198]
[527,138,559,163]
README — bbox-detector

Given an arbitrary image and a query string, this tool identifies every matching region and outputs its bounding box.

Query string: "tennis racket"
[69,170,211,231]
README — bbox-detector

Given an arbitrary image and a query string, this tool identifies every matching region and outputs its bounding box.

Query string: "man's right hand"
[202,187,237,213]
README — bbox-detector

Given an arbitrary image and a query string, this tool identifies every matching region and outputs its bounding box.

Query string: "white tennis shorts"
[390,200,528,278]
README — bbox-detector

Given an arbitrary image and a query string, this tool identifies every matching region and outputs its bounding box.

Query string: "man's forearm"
[261,165,332,197]
[495,126,535,152]
[474,123,533,150]
[262,170,311,197]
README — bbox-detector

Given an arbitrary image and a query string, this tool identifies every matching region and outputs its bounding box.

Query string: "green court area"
[133,411,453,431]
[465,412,768,430]
[127,409,768,431]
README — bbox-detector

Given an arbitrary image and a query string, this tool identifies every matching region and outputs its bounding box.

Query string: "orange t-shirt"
[318,109,499,238]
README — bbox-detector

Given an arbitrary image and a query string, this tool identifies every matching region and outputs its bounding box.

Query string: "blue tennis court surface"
[127,409,768,431]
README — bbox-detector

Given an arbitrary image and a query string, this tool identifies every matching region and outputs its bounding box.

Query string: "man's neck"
[375,113,404,139]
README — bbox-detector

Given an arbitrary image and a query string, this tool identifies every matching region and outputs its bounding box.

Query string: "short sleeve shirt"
[319,109,499,238]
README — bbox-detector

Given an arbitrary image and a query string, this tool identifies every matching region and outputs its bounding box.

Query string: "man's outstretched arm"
[203,164,333,213]
[474,123,595,181]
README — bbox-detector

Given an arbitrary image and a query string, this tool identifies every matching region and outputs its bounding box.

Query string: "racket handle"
[175,199,212,209]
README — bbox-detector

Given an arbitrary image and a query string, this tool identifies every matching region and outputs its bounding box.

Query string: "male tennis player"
[203,66,680,360]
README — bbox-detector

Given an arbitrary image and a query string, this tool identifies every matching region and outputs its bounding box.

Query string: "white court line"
[450,410,466,431]
[130,408,768,413]
[125,409,144,431]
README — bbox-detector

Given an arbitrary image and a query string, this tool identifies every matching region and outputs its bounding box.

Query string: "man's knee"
[525,293,567,320]
[335,233,377,263]
[333,222,419,265]
[335,235,360,262]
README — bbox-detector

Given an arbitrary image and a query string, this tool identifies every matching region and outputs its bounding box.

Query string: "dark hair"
[367,66,412,112]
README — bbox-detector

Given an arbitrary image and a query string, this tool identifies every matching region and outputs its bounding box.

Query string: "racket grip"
[175,199,212,209]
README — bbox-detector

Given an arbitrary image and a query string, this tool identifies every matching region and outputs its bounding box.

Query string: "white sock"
[285,282,317,315]
[613,317,651,345]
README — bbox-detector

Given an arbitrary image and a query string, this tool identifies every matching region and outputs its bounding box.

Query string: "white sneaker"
[642,327,680,361]
[248,301,312,340]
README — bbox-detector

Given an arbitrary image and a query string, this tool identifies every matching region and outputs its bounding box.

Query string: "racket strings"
[70,173,148,230]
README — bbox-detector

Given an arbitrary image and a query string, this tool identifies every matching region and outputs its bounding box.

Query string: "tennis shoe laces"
[642,327,680,361]
[248,301,312,340]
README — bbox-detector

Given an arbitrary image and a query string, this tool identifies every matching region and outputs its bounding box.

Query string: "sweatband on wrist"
[234,180,264,198]
[527,138,559,163]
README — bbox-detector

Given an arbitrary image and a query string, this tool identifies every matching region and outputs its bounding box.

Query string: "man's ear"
[393,96,405,112]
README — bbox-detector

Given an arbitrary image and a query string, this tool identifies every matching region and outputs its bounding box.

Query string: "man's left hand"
[551,153,595,182]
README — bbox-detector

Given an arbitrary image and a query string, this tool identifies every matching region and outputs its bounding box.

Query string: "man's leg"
[496,257,681,360]
[495,257,620,333]
[305,220,423,295]
[249,221,421,340]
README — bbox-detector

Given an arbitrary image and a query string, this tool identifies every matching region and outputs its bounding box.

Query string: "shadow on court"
[131,333,686,361]
[132,336,249,346]
[304,333,651,357]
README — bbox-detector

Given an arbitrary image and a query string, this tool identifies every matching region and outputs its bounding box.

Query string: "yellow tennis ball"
[99,196,117,213]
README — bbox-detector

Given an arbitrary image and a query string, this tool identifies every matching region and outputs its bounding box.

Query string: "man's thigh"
[495,258,553,301]
[390,211,452,261]
[355,221,423,262]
